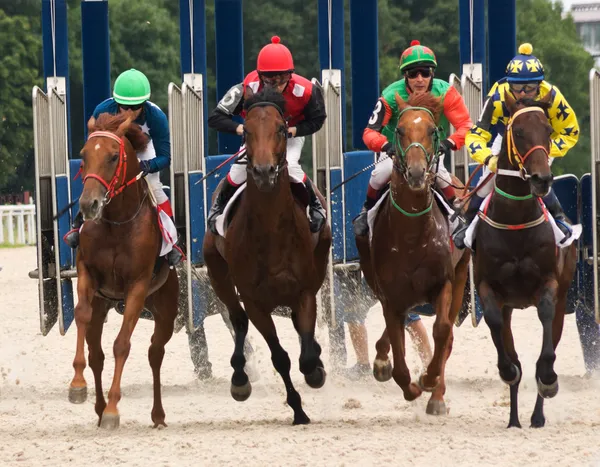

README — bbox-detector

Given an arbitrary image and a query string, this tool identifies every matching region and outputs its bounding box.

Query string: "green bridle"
[393,106,441,175]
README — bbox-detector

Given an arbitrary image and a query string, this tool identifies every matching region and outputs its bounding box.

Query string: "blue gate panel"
[467,163,483,188]
[69,159,83,219]
[55,174,73,269]
[188,172,205,265]
[330,168,344,262]
[553,174,579,225]
[343,151,374,261]
[61,280,75,334]
[581,173,593,249]
[205,155,236,203]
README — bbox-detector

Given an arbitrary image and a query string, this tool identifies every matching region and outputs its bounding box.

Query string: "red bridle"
[81,131,140,201]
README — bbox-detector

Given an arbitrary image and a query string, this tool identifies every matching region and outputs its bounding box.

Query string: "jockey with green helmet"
[207,36,327,235]
[452,43,580,249]
[353,40,473,237]
[64,68,183,267]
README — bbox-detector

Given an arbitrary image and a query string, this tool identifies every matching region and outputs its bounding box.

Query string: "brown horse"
[473,92,577,428]
[202,87,332,425]
[68,111,179,429]
[356,92,471,415]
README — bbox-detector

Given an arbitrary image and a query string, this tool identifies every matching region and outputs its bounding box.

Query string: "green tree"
[0,8,42,191]
[517,0,595,177]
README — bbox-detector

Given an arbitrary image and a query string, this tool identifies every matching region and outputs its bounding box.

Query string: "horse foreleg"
[295,292,326,389]
[101,280,149,429]
[501,307,523,429]
[373,328,392,382]
[383,307,422,401]
[535,279,560,397]
[69,261,96,405]
[479,281,521,428]
[422,281,453,394]
[85,298,109,425]
[245,300,310,425]
[146,271,178,428]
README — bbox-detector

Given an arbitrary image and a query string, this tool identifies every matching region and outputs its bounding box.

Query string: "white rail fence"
[0,204,36,245]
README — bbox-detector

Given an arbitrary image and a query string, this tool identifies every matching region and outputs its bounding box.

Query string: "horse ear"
[116,115,133,137]
[245,85,255,100]
[87,116,96,134]
[395,92,408,112]
[504,90,517,114]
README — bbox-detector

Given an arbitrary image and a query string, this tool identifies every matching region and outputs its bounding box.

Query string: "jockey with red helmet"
[207,36,327,234]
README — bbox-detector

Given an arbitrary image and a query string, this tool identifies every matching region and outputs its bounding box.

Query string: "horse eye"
[110,154,119,163]
[514,129,524,138]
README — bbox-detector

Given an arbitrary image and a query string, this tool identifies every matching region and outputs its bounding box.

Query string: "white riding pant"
[138,140,168,205]
[370,151,452,190]
[228,136,306,186]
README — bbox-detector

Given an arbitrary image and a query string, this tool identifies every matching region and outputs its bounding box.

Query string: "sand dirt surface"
[1,246,600,466]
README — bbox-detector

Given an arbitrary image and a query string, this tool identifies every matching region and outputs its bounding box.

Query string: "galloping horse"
[473,92,577,428]
[356,92,471,415]
[68,111,179,429]
[203,87,332,425]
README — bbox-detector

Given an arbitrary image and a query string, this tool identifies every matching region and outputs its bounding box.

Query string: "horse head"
[79,109,148,220]
[243,86,288,192]
[503,91,553,197]
[394,92,443,191]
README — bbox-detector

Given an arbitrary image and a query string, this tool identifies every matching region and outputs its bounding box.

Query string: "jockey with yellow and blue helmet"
[452,43,580,249]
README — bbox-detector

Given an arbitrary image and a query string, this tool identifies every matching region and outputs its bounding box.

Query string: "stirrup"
[63,228,80,249]
[353,208,369,237]
[309,208,326,233]
[167,245,184,268]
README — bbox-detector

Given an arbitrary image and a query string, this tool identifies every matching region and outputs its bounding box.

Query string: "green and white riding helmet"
[113,68,151,106]
[399,40,438,73]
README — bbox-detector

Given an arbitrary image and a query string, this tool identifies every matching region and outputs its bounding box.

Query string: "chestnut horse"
[473,92,577,428]
[203,87,332,425]
[68,111,179,429]
[356,92,471,415]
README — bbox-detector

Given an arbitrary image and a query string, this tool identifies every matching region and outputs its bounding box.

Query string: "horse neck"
[245,169,295,228]
[388,175,435,233]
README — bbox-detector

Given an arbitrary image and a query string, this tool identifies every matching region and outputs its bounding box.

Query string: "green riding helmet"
[399,40,438,72]
[113,69,151,105]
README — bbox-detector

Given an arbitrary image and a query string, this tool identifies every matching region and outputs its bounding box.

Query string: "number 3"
[369,100,382,125]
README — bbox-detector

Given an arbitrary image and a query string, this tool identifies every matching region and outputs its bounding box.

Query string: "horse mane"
[514,97,551,117]
[406,93,443,124]
[90,112,149,152]
[244,86,287,115]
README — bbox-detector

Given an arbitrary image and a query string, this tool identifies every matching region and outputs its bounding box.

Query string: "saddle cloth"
[464,192,583,250]
[145,178,178,257]
[215,182,247,238]
[367,188,460,245]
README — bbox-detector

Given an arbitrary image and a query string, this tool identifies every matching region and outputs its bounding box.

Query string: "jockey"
[64,68,183,267]
[206,36,327,234]
[452,43,580,249]
[353,40,473,237]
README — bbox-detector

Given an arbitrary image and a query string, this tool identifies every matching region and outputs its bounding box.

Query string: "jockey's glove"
[484,154,499,173]
[438,138,455,159]
[381,142,396,157]
[139,160,152,177]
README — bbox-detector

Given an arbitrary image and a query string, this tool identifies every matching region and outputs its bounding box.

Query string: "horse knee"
[271,348,291,375]
[75,304,92,324]
[113,338,131,359]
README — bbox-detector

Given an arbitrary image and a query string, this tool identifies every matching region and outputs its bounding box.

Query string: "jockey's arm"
[295,83,327,137]
[547,86,580,158]
[145,103,171,173]
[443,86,473,150]
[362,98,393,152]
[207,83,245,135]
[465,85,503,165]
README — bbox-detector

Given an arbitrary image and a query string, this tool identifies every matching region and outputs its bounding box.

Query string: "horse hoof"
[537,377,558,399]
[305,366,326,389]
[293,411,311,425]
[418,373,439,392]
[404,383,423,401]
[508,419,522,429]
[373,359,393,382]
[68,386,87,404]
[100,413,120,430]
[500,364,521,386]
[231,381,252,401]
[530,414,545,428]
[426,399,447,415]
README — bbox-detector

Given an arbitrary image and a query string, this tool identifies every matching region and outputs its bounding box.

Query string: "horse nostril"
[91,199,99,213]
[268,165,276,174]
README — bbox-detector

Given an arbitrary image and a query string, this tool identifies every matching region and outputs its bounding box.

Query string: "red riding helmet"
[256,36,294,73]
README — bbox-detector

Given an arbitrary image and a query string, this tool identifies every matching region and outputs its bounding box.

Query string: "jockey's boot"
[305,178,327,233]
[352,195,378,238]
[63,211,84,249]
[206,180,240,235]
[543,190,572,239]
[166,238,184,267]
[452,193,485,249]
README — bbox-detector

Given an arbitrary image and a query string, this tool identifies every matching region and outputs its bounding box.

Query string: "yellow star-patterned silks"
[509,60,523,73]
[526,59,541,72]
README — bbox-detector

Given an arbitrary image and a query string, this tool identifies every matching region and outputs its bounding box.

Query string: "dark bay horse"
[203,87,332,425]
[356,92,471,415]
[68,111,179,429]
[473,92,577,428]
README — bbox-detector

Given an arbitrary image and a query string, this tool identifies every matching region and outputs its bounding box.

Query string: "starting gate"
[31,78,75,336]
